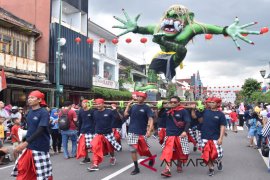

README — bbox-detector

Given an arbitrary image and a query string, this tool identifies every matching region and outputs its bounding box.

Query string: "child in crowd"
[247,113,258,147]
[230,109,238,133]
[11,117,21,159]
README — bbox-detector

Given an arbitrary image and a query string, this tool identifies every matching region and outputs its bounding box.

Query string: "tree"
[250,91,264,104]
[235,90,244,105]
[241,78,261,101]
[167,83,177,98]
[264,91,270,103]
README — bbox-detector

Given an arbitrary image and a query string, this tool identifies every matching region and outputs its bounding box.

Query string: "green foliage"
[264,91,270,103]
[235,90,245,105]
[124,66,133,82]
[119,66,133,87]
[235,78,270,104]
[184,91,190,100]
[241,78,261,99]
[92,87,131,100]
[118,79,125,87]
[250,91,264,104]
[249,90,270,104]
[167,83,177,98]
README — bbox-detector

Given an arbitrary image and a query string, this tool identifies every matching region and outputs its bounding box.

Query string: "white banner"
[93,76,118,89]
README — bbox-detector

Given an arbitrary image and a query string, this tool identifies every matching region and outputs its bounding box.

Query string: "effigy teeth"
[160,21,166,28]
[174,21,180,31]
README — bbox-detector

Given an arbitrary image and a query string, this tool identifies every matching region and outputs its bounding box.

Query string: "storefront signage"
[93,76,118,89]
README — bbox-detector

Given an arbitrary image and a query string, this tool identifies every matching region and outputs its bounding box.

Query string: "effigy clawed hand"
[112,9,140,37]
[226,17,260,50]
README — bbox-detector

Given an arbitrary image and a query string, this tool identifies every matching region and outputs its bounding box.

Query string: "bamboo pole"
[91,104,195,109]
[103,101,196,104]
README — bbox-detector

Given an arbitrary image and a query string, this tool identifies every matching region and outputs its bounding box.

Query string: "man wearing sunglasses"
[160,96,191,177]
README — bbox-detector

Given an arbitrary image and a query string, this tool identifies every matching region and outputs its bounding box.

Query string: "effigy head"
[157,4,194,37]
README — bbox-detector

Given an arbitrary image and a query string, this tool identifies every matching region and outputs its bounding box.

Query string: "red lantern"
[126,38,132,43]
[86,38,94,44]
[205,34,213,40]
[75,37,81,44]
[112,38,119,44]
[140,37,147,43]
[99,38,105,44]
[260,27,269,34]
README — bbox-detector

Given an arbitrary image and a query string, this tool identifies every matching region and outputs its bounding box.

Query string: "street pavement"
[0,128,269,180]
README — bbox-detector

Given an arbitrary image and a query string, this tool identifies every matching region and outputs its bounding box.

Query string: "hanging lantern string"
[76,36,149,45]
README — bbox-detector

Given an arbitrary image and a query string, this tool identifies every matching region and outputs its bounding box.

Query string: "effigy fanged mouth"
[160,18,183,33]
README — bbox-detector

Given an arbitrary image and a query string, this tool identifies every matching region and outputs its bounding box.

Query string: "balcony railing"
[0,52,46,74]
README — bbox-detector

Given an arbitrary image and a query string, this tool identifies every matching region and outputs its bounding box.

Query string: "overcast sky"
[88,0,270,87]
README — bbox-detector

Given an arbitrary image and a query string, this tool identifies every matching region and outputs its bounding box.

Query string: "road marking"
[101,159,143,180]
[0,164,14,170]
[139,155,157,172]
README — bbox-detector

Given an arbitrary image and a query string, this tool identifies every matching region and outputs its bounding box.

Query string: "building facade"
[50,0,93,105]
[88,21,120,90]
[176,71,204,101]
[1,0,93,106]
[118,53,147,92]
[0,7,48,107]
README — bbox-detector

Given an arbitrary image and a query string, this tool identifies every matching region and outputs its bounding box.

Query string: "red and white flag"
[0,68,7,91]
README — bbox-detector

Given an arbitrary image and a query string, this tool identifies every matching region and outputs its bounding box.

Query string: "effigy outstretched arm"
[113,9,156,36]
[180,17,261,50]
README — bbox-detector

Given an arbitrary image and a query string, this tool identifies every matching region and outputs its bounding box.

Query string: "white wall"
[67,12,81,31]
[81,13,87,34]
[51,0,60,19]
[51,0,86,35]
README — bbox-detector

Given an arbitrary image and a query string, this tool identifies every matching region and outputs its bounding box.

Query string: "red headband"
[82,99,89,103]
[211,97,222,104]
[29,90,47,106]
[136,91,147,99]
[95,98,104,104]
[205,98,212,103]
